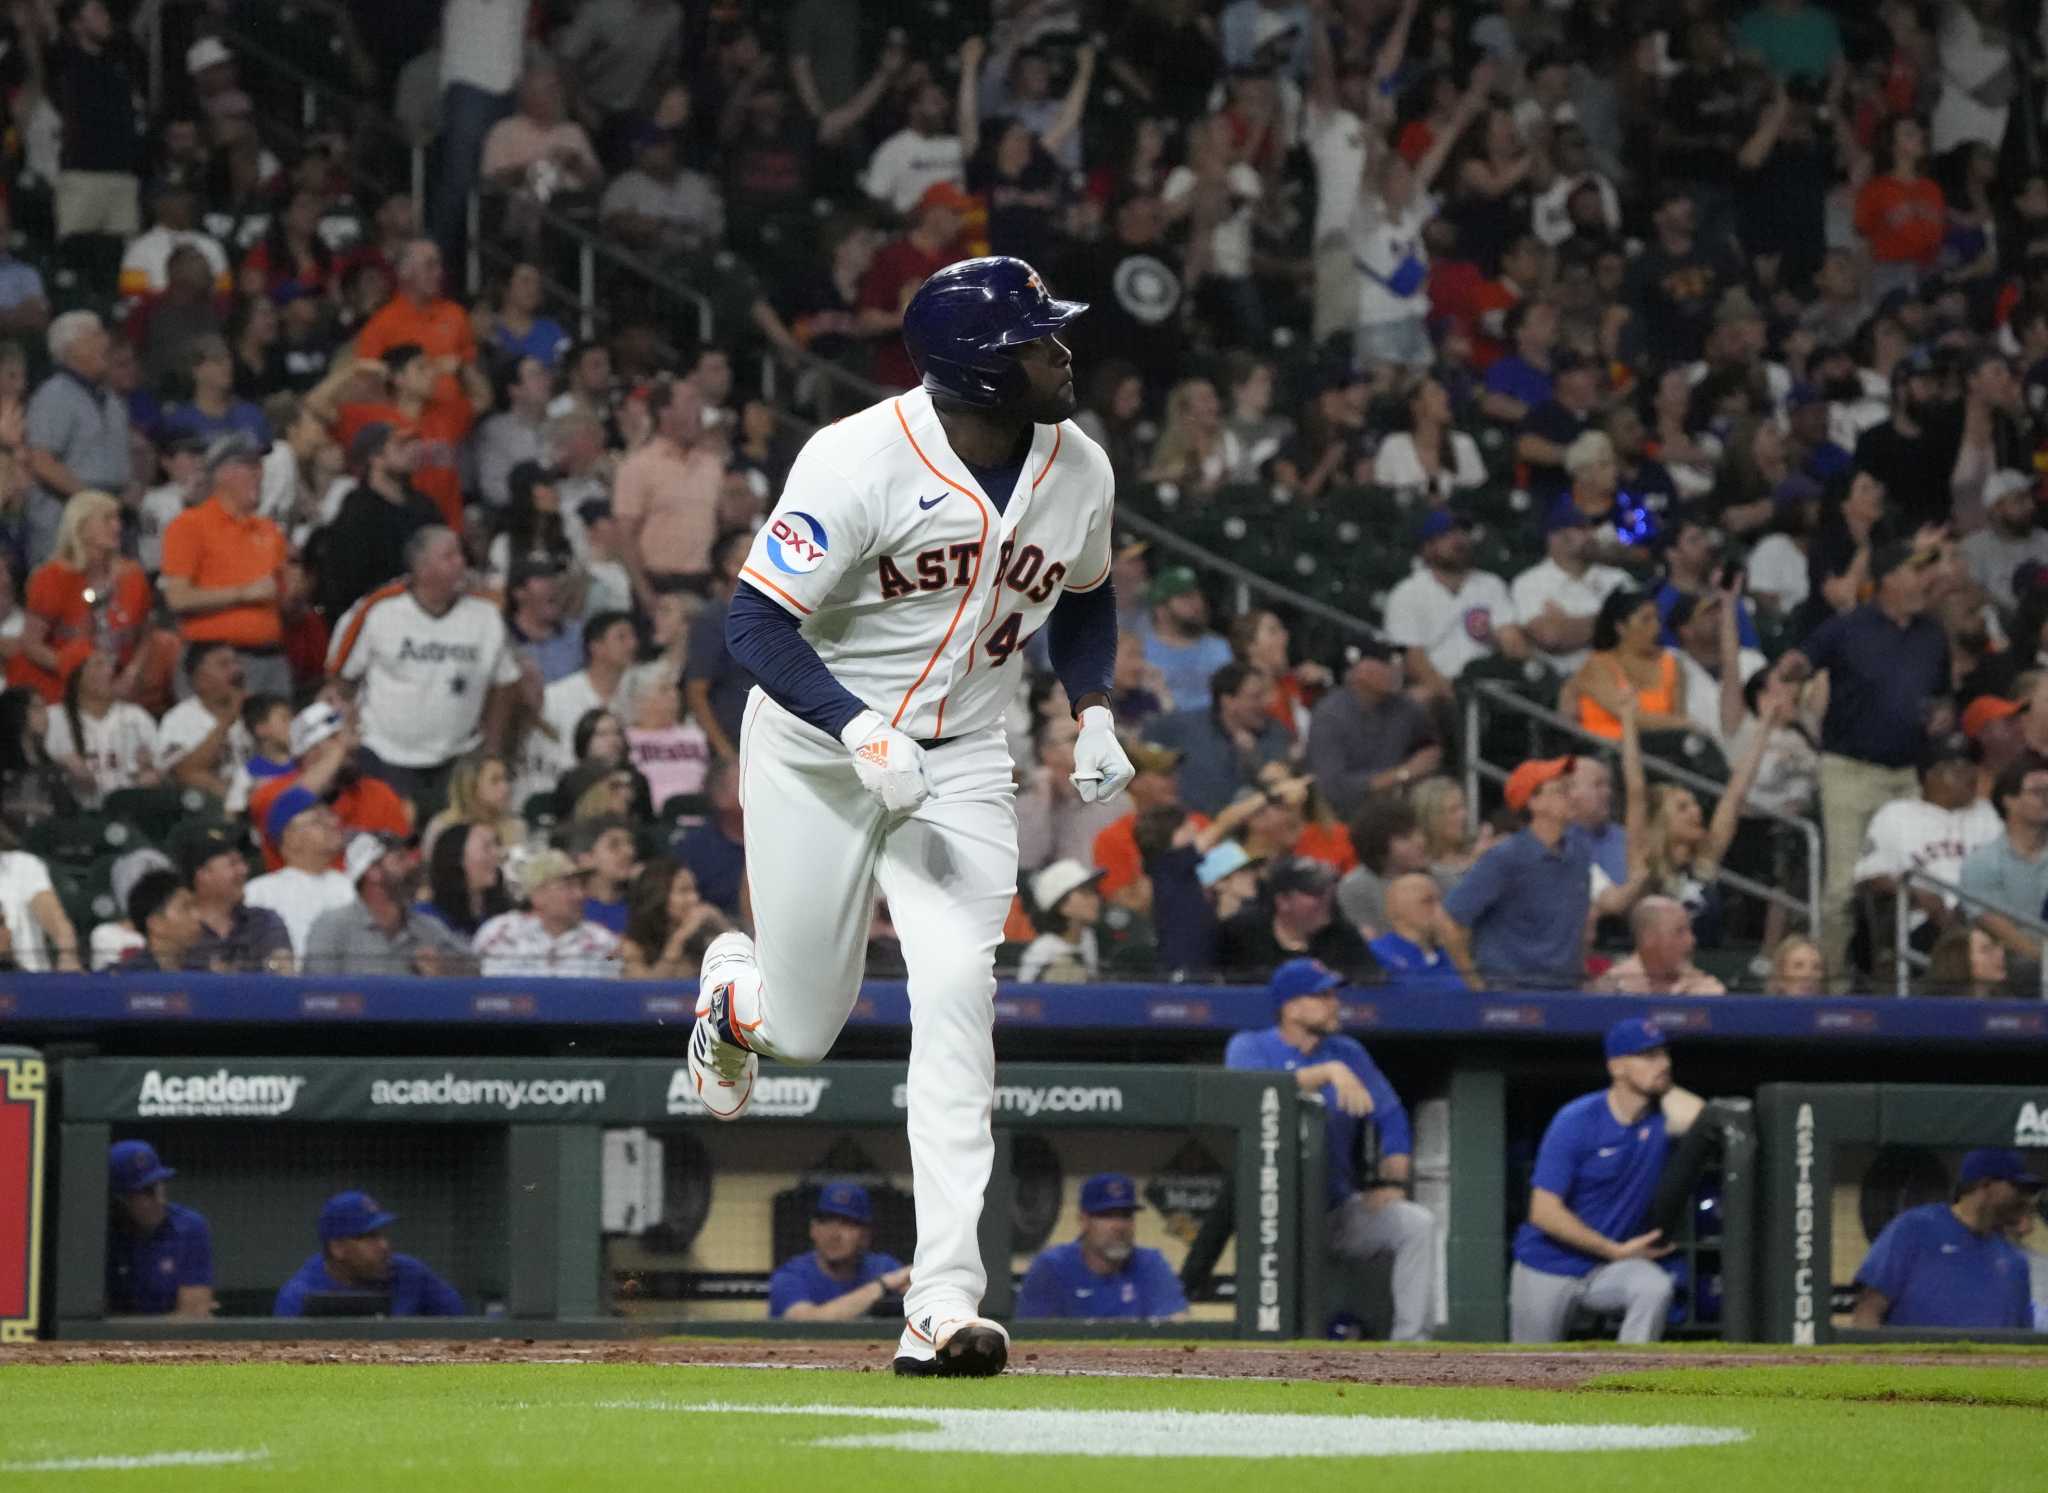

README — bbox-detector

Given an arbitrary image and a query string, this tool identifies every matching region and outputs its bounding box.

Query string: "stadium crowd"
[8,0,2048,996]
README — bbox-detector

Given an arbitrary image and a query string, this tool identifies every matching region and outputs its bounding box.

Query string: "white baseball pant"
[1508,1258,1674,1343]
[737,689,1017,1327]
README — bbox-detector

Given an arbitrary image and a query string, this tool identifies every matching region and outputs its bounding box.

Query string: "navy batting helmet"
[901,256,1088,408]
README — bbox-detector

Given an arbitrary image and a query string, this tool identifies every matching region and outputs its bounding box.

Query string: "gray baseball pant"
[1509,1258,1673,1343]
[1330,1192,1437,1341]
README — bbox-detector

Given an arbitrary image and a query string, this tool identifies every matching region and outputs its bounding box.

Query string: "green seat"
[26,813,144,868]
[103,785,219,847]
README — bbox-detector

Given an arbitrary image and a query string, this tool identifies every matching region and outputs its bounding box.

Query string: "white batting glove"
[1069,705,1135,804]
[841,709,933,814]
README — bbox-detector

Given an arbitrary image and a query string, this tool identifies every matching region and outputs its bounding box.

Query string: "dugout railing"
[43,1058,1314,1342]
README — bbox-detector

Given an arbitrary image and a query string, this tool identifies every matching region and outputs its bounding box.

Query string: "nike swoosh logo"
[1597,1147,1621,1157]
[918,493,947,510]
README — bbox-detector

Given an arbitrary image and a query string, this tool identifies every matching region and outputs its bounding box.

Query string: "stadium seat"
[102,786,220,848]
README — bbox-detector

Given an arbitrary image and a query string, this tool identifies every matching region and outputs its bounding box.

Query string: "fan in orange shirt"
[248,701,412,871]
[306,344,486,531]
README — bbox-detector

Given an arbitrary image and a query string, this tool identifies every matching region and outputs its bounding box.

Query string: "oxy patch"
[594,1402,1749,1458]
[0,1450,270,1472]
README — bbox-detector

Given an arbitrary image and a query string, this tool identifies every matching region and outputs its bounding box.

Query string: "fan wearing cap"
[158,433,292,697]
[1014,1171,1189,1321]
[303,833,475,977]
[1850,1149,2042,1331]
[1381,509,1531,707]
[471,847,620,977]
[1962,694,2031,786]
[1442,753,1606,989]
[311,419,439,624]
[1225,959,1435,1338]
[1303,641,1439,821]
[312,339,484,536]
[1509,1018,1706,1343]
[172,819,292,974]
[1511,496,1631,678]
[246,698,412,872]
[1773,528,1955,982]
[275,1190,464,1318]
[1018,859,1107,982]
[136,432,210,575]
[105,1140,214,1318]
[243,795,354,962]
[1218,855,1377,980]
[1958,470,2048,613]
[1143,567,1234,714]
[767,1181,911,1321]
[1851,731,1999,950]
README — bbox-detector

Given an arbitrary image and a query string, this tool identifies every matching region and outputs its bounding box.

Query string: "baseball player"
[690,257,1134,1378]
[767,1181,910,1321]
[1014,1172,1189,1321]
[1509,1018,1705,1343]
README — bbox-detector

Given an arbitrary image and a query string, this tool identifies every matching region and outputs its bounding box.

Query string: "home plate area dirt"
[16,1340,2048,1386]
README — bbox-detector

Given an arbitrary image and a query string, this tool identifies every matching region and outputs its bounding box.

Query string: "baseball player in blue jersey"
[1015,1172,1189,1320]
[1509,1018,1705,1342]
[274,1191,464,1317]
[1850,1149,2040,1331]
[1225,958,1439,1339]
[689,257,1135,1377]
[105,1140,215,1317]
[767,1181,910,1321]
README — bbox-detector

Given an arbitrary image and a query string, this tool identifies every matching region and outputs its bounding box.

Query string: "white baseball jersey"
[1853,796,2002,926]
[739,388,1116,741]
[1383,566,1519,681]
[329,585,522,766]
[44,702,158,801]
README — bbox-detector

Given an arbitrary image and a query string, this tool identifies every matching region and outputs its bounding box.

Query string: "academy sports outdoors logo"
[667,1069,831,1117]
[136,1069,305,1117]
[767,512,829,575]
[2015,1100,2048,1146]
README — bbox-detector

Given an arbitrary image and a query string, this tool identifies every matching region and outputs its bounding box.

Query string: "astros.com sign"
[135,1069,306,1117]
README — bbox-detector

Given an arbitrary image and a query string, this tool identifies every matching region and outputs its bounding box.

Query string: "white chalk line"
[0,1450,270,1472]
[588,1401,1750,1459]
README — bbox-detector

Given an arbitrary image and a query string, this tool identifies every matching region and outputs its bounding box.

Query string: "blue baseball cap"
[1414,509,1473,545]
[1604,1017,1669,1060]
[1269,956,1343,1011]
[318,1190,399,1242]
[108,1140,174,1193]
[1960,1148,2045,1190]
[1196,841,1259,888]
[1079,1172,1138,1216]
[813,1180,872,1224]
[1543,494,1591,534]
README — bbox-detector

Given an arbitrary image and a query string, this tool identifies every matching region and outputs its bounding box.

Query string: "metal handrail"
[1894,867,2048,999]
[1464,680,1824,934]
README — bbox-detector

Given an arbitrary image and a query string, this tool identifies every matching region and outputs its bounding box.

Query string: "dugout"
[1756,1083,2048,1344]
[44,1058,1313,1340]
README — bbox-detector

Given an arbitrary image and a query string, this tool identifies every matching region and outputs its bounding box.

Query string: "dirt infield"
[11,1339,2048,1387]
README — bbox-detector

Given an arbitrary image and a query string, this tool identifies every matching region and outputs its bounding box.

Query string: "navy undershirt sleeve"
[1046,578,1117,707]
[726,582,872,742]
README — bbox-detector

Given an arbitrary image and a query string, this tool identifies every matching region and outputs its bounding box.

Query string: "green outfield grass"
[3,1358,2042,1492]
